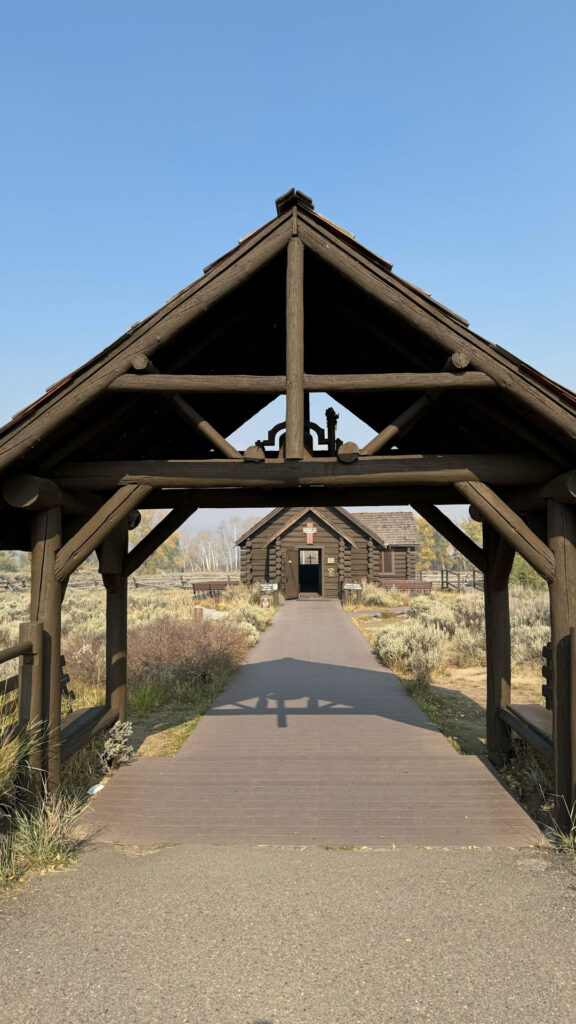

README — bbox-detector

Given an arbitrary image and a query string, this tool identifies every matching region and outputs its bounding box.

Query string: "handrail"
[0,640,33,666]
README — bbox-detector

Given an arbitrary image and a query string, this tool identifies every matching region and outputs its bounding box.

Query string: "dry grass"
[353,587,548,756]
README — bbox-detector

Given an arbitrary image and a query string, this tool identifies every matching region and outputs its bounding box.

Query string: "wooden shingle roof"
[353,511,420,547]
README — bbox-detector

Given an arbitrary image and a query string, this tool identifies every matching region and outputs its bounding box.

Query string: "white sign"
[343,583,362,590]
[303,525,317,534]
[261,583,278,591]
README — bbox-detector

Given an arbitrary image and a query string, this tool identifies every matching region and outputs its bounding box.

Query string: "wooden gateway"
[0,188,575,827]
[237,507,419,598]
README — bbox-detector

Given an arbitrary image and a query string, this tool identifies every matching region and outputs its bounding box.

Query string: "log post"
[483,522,515,767]
[30,508,63,791]
[547,501,576,826]
[98,521,129,722]
[285,236,305,459]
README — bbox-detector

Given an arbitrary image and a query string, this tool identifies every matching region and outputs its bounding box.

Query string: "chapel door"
[285,548,299,599]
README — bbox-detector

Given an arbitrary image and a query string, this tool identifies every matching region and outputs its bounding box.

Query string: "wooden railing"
[0,623,43,770]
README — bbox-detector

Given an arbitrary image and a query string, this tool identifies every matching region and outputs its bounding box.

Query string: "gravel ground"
[1,841,575,1024]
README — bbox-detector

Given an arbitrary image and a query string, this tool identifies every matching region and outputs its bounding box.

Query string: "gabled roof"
[235,506,388,549]
[1,188,575,476]
[1,189,575,551]
[353,511,420,547]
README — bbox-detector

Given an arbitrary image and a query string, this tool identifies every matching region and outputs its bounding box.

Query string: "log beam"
[30,508,63,790]
[285,235,305,459]
[298,218,576,443]
[130,355,241,459]
[140,485,465,508]
[547,501,576,827]
[483,523,515,767]
[0,215,293,473]
[455,480,556,583]
[98,523,129,722]
[54,454,556,491]
[108,370,495,393]
[54,484,152,583]
[502,470,576,512]
[125,507,197,576]
[411,503,486,572]
[3,475,102,515]
[360,353,471,456]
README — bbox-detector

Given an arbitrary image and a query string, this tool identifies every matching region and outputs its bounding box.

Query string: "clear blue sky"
[1,1,574,530]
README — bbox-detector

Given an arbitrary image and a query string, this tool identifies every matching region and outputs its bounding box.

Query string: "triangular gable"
[267,508,359,548]
[236,505,390,550]
[1,189,575,482]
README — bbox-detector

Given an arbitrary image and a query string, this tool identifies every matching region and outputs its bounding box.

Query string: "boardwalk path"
[87,600,540,847]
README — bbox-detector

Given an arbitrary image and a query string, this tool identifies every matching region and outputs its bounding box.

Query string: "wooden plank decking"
[86,601,542,847]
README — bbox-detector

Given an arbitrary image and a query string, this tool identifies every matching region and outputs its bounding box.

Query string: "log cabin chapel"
[237,506,419,598]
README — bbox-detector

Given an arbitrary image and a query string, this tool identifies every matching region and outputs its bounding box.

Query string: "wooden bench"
[192,580,239,598]
[60,706,119,761]
[499,704,553,760]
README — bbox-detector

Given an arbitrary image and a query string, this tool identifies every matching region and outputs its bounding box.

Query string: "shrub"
[354,582,402,608]
[374,620,450,683]
[128,617,250,709]
[223,602,273,632]
[451,625,486,667]
[98,721,134,773]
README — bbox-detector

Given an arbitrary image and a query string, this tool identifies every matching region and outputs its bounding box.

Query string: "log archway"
[1,189,574,824]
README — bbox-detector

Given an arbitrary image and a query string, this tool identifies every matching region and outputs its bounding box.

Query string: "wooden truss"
[0,189,575,829]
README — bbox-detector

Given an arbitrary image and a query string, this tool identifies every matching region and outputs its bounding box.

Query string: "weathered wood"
[54,484,152,583]
[285,235,305,459]
[411,503,486,572]
[31,508,63,790]
[130,355,241,460]
[2,475,102,515]
[0,639,33,665]
[298,216,576,443]
[337,441,359,464]
[0,215,293,473]
[540,470,576,504]
[503,470,576,511]
[547,501,576,827]
[243,445,266,463]
[455,481,556,583]
[17,621,43,727]
[499,706,553,761]
[141,485,464,508]
[483,523,515,766]
[101,527,129,723]
[361,395,432,456]
[125,507,197,576]
[60,706,119,762]
[55,454,556,491]
[109,374,287,393]
[359,353,471,456]
[308,371,494,391]
[109,371,495,393]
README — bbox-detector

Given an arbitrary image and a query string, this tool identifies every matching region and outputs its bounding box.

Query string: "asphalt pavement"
[1,841,574,1024]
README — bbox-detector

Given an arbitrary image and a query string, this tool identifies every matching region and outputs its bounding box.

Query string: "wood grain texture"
[456,480,556,583]
[298,214,576,443]
[54,484,152,582]
[285,236,305,459]
[85,601,540,848]
[483,523,515,767]
[31,507,63,790]
[55,454,556,491]
[547,501,576,826]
